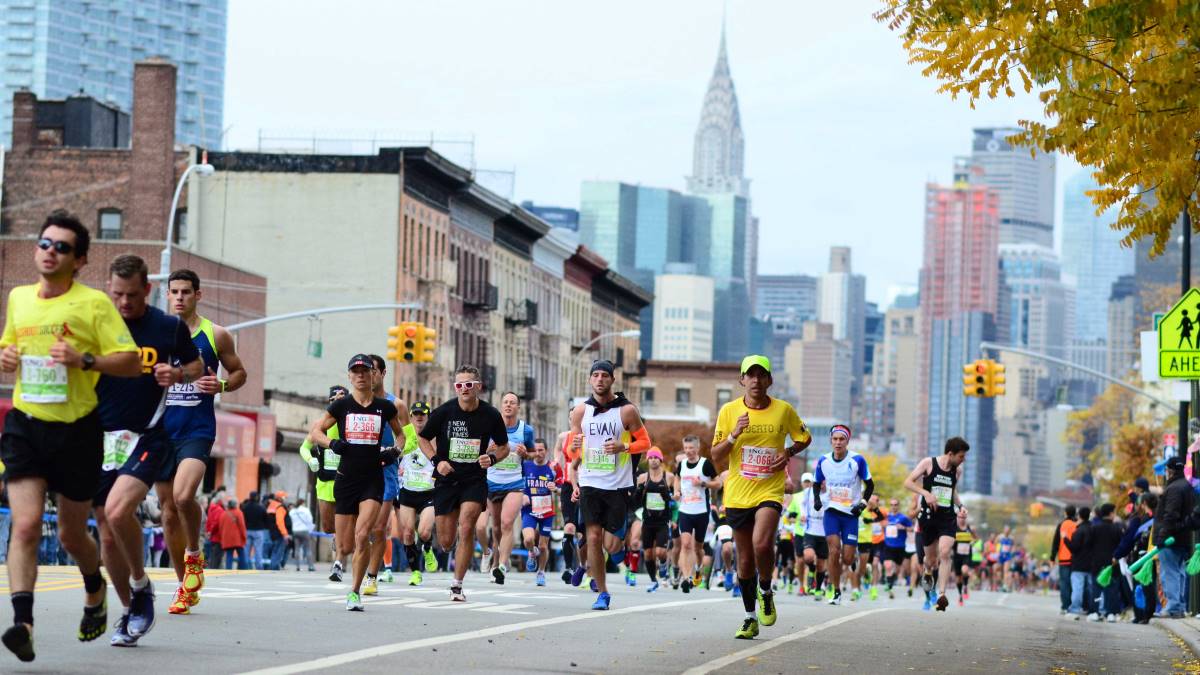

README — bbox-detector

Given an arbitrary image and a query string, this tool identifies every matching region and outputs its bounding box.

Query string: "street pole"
[158,162,215,309]
[1182,208,1191,461]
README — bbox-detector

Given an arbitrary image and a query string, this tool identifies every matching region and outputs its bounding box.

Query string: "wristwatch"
[81,352,96,371]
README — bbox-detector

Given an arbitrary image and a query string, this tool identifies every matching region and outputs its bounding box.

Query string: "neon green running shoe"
[756,589,777,627]
[735,617,760,639]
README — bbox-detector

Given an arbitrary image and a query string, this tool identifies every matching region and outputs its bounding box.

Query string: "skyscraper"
[756,275,818,321]
[918,159,1000,493]
[652,268,714,362]
[819,247,867,395]
[1060,170,1135,341]
[0,0,227,149]
[970,127,1056,247]
[998,244,1075,361]
[686,21,749,199]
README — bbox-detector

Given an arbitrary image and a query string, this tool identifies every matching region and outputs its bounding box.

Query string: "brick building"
[0,58,271,499]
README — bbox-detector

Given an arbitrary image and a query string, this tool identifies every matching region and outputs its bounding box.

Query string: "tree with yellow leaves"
[1066,381,1170,500]
[862,453,912,502]
[876,1,1200,254]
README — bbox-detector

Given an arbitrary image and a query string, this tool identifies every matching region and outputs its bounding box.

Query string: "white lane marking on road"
[680,608,895,675]
[997,594,1010,606]
[237,597,727,675]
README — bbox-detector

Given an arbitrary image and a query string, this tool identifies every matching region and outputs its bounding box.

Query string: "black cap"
[347,353,374,370]
[328,385,349,401]
[410,401,431,415]
[1167,455,1186,472]
[1134,477,1151,491]
[590,359,615,376]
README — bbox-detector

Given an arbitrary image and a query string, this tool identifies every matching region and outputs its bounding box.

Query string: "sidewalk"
[1155,615,1200,658]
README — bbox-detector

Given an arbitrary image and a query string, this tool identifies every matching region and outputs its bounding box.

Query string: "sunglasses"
[38,238,75,255]
[454,380,481,391]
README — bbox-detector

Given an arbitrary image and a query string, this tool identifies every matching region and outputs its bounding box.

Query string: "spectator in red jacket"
[219,500,248,570]
[204,491,227,566]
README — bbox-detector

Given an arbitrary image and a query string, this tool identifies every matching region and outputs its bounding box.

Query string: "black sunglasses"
[37,238,74,255]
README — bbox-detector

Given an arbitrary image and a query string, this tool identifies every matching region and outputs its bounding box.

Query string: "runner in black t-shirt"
[417,364,510,603]
[309,354,407,612]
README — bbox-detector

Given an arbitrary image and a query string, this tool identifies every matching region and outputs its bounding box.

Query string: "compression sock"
[406,544,421,572]
[738,576,758,615]
[701,563,713,583]
[647,559,658,582]
[628,550,641,573]
[11,592,33,626]
[610,548,625,566]
[82,571,105,603]
[562,537,576,570]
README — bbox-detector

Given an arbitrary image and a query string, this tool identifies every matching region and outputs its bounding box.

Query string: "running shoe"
[186,590,199,607]
[362,576,378,596]
[167,586,189,615]
[111,614,138,647]
[936,595,949,612]
[732,583,741,598]
[380,568,394,583]
[699,579,708,590]
[921,573,934,595]
[907,587,913,597]
[329,561,344,582]
[570,565,586,587]
[2,624,35,662]
[589,577,598,593]
[526,548,539,572]
[647,581,660,593]
[536,572,546,587]
[127,581,155,637]
[346,591,363,612]
[450,585,466,602]
[182,552,204,597]
[424,548,438,572]
[78,591,108,642]
[626,570,637,587]
[735,617,760,640]
[958,597,964,607]
[757,589,777,626]
[798,585,807,596]
[591,591,611,610]
[851,589,861,602]
[408,570,423,586]
[681,578,692,594]
[493,565,507,585]
[963,589,970,600]
[922,592,933,611]
[814,590,823,602]
[828,591,841,606]
[869,586,878,601]
[562,570,572,585]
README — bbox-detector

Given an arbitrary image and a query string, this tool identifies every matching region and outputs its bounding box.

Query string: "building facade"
[652,270,714,362]
[756,274,818,322]
[783,322,852,422]
[818,246,867,396]
[1,0,227,149]
[520,200,580,232]
[969,127,1056,247]
[1061,170,1135,342]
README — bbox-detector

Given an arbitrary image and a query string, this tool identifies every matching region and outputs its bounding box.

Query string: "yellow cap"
[740,354,771,375]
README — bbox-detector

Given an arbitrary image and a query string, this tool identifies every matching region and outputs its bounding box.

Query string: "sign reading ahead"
[1159,289,1200,378]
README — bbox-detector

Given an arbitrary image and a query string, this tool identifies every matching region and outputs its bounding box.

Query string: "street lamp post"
[158,162,215,308]
[574,329,641,360]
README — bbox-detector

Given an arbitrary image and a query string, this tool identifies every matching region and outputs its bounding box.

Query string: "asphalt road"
[0,565,1191,674]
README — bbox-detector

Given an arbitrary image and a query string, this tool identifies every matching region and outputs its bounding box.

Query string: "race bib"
[344,413,382,445]
[885,525,899,539]
[403,460,434,491]
[494,451,521,471]
[739,445,777,480]
[871,522,883,536]
[584,444,617,473]
[449,437,481,462]
[531,495,553,517]
[646,492,666,511]
[19,355,68,403]
[102,430,141,472]
[957,542,971,555]
[682,481,704,504]
[165,381,203,407]
[829,485,853,507]
[932,485,953,508]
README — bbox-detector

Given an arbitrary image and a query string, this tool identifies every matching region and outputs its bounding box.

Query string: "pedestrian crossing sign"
[1159,288,1200,378]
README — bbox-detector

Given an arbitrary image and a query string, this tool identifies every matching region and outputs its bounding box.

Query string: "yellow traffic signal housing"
[988,360,1006,397]
[386,322,421,362]
[962,360,986,397]
[419,326,438,363]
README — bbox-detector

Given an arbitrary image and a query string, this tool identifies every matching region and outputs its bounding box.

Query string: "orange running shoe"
[182,552,205,597]
[167,586,189,615]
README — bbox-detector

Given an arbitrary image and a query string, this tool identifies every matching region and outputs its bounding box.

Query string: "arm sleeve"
[299,439,316,464]
[627,426,651,454]
[814,458,825,484]
[402,424,419,453]
[174,318,200,363]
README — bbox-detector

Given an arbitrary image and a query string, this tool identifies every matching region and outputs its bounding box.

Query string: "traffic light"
[418,325,438,363]
[386,322,421,362]
[988,360,1006,397]
[962,360,986,397]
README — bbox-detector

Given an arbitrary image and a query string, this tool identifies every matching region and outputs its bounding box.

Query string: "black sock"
[647,560,658,582]
[739,576,758,613]
[421,539,432,552]
[759,576,772,594]
[562,537,576,570]
[406,544,421,572]
[11,592,33,626]
[816,571,826,590]
[82,571,104,596]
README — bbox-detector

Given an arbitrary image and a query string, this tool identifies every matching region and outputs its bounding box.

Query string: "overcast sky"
[224,0,1083,306]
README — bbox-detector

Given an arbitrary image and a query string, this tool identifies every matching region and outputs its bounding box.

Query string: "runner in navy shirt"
[95,255,202,646]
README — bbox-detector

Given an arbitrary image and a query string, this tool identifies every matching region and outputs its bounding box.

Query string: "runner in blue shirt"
[520,441,558,586]
[881,497,912,599]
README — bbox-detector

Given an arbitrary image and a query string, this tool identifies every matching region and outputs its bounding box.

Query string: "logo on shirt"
[15,322,74,339]
[140,346,159,374]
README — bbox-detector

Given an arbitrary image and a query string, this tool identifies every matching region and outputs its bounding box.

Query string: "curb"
[1153,616,1200,659]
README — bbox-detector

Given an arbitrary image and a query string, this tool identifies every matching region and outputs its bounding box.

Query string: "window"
[98,208,122,239]
[716,388,732,408]
[173,209,188,244]
[642,387,655,403]
[675,388,691,405]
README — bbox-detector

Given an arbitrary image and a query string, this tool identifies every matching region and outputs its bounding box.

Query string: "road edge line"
[236,596,727,675]
[680,607,896,675]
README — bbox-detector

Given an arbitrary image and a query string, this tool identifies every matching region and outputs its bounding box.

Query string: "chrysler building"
[686,22,750,198]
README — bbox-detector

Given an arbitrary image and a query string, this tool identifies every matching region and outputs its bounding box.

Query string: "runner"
[904,436,970,612]
[673,435,719,593]
[636,447,675,593]
[776,511,797,592]
[161,269,248,615]
[418,364,510,603]
[711,355,811,639]
[554,425,583,585]
[300,385,351,582]
[812,424,872,606]
[952,509,975,606]
[997,525,1016,592]
[798,472,828,601]
[520,438,557,586]
[396,401,438,586]
[568,359,652,610]
[0,214,141,661]
[307,354,407,611]
[94,255,203,646]
[362,355,412,594]
[483,392,536,585]
[881,496,912,599]
[856,495,886,601]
